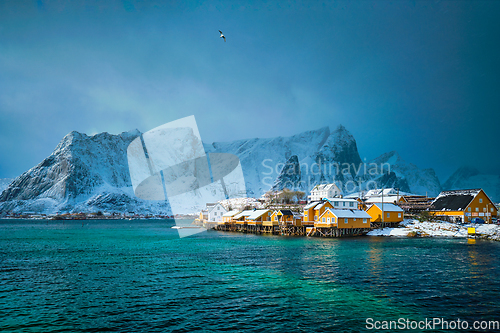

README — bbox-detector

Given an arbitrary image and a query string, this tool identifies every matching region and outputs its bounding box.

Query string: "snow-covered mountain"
[367,151,442,197]
[204,126,332,196]
[0,178,13,194]
[443,166,500,202]
[0,130,170,215]
[0,125,444,214]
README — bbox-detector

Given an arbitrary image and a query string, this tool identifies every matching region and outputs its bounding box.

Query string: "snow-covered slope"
[0,125,444,214]
[0,178,13,194]
[367,151,442,197]
[443,166,500,202]
[204,126,331,196]
[0,130,171,214]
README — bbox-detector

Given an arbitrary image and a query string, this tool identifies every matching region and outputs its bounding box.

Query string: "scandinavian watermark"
[260,158,392,193]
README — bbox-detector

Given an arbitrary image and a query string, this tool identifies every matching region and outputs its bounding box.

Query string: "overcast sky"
[1,0,499,182]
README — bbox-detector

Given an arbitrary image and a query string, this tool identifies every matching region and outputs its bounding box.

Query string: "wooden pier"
[214,221,369,238]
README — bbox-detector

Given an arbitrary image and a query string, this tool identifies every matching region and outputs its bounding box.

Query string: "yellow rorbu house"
[221,210,240,223]
[316,208,371,229]
[366,203,404,224]
[270,210,302,226]
[246,209,272,225]
[303,198,360,225]
[429,189,498,223]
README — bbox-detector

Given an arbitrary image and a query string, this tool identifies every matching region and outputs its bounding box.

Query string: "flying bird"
[219,30,226,42]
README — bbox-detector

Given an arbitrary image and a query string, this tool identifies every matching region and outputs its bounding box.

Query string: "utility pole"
[382,187,385,228]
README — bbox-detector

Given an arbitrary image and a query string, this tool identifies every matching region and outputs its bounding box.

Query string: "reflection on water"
[1,220,500,332]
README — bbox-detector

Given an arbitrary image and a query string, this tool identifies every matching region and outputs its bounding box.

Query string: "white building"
[308,183,342,202]
[207,203,227,222]
[325,198,360,210]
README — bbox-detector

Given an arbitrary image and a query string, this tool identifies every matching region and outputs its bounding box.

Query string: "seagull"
[219,30,226,42]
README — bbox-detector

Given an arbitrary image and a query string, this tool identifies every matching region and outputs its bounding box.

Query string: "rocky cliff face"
[0,130,169,214]
[367,151,442,197]
[0,125,444,214]
[443,166,500,202]
[0,178,13,194]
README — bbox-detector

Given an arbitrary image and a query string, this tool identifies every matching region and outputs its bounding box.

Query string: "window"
[314,216,317,221]
[343,202,346,207]
[322,217,325,223]
[492,208,494,212]
[363,218,367,224]
[344,218,348,224]
[483,208,486,212]
[353,218,356,221]
[476,208,479,212]
[334,201,339,207]
[479,199,483,203]
[387,213,390,218]
[274,216,277,221]
[218,206,220,210]
[468,207,471,212]
[350,202,354,207]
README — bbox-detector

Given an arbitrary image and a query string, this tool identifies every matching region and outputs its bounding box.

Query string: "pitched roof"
[320,208,371,219]
[247,209,271,220]
[233,210,254,219]
[208,203,226,213]
[304,201,320,209]
[369,203,403,212]
[279,209,294,216]
[314,202,329,210]
[222,210,241,217]
[430,189,481,211]
[365,196,401,204]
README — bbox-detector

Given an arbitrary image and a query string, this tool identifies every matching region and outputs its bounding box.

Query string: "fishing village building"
[429,189,498,223]
[365,203,404,227]
[208,185,498,238]
[308,183,342,201]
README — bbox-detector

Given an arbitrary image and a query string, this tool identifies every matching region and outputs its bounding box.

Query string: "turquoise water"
[1,219,500,332]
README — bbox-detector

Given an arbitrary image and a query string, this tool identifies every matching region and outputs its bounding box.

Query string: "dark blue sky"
[1,0,499,182]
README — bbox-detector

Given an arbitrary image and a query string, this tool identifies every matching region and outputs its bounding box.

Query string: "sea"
[1,219,499,332]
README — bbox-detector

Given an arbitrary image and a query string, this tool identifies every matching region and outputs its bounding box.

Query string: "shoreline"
[367,219,500,241]
[2,217,500,241]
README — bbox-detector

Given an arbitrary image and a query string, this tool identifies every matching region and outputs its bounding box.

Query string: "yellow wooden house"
[429,189,498,223]
[269,209,302,226]
[246,209,272,226]
[366,203,404,223]
[316,208,371,229]
[222,210,241,223]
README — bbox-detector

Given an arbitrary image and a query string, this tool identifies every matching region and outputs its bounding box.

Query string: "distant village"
[197,184,499,237]
[2,184,499,239]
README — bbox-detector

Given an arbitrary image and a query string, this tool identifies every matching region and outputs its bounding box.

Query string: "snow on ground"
[368,219,500,241]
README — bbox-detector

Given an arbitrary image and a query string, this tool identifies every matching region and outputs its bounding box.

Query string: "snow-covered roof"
[365,188,398,197]
[365,196,401,204]
[247,209,271,220]
[314,202,328,210]
[208,203,225,213]
[304,201,320,209]
[431,189,483,211]
[320,208,371,219]
[222,210,241,217]
[369,203,403,212]
[326,198,358,203]
[311,183,339,192]
[233,210,254,219]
